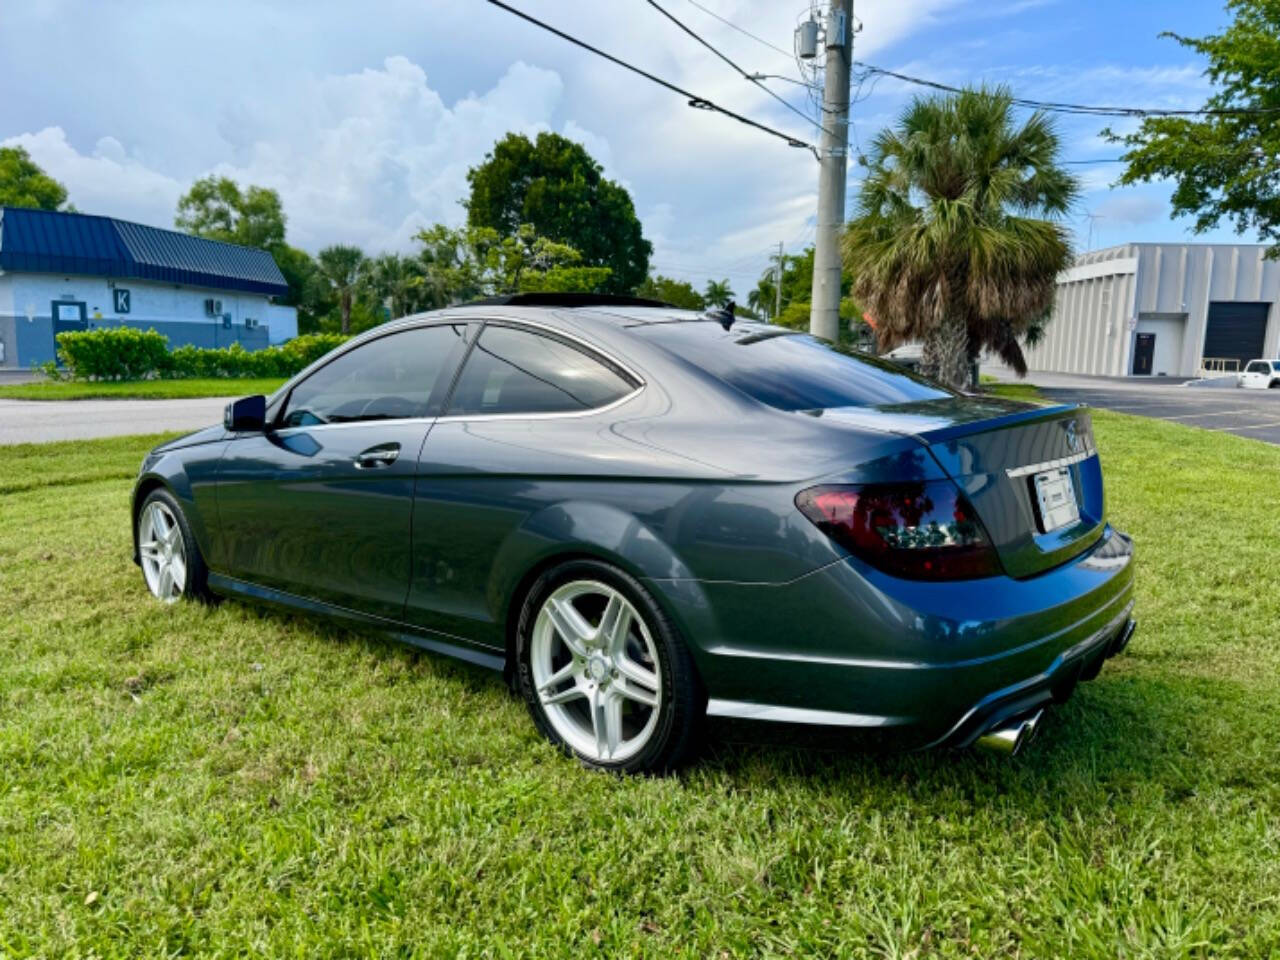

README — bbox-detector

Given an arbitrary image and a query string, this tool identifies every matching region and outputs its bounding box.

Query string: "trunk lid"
[814,396,1105,578]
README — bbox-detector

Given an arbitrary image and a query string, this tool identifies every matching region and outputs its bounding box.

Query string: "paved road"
[0,397,230,445]
[1037,385,1280,445]
[982,367,1280,446]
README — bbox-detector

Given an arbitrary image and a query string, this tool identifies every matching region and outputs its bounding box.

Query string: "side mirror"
[224,394,267,432]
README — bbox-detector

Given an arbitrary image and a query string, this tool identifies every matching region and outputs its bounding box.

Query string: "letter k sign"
[114,289,131,313]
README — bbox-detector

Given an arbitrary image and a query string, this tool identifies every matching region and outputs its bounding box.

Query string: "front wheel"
[136,488,212,603]
[515,559,704,774]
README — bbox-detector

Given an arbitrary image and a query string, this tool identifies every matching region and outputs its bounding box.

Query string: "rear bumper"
[926,610,1134,749]
[650,525,1136,748]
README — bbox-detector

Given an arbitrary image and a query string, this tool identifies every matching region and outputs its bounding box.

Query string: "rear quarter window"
[632,322,953,411]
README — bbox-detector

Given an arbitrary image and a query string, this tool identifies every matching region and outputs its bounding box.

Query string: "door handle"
[354,443,400,468]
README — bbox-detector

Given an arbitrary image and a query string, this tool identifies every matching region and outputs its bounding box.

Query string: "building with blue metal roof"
[0,206,297,369]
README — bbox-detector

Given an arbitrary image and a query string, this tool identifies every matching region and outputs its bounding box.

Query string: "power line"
[855,63,1280,118]
[646,0,835,138]
[483,0,817,154]
[682,0,795,60]
[681,1,1280,119]
[1063,158,1125,164]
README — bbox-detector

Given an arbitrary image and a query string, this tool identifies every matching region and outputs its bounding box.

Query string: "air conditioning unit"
[204,298,223,317]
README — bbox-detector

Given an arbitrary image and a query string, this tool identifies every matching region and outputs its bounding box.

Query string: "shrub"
[55,327,171,380]
[53,328,348,381]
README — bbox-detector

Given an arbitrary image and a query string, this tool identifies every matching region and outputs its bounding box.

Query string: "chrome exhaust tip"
[974,709,1044,757]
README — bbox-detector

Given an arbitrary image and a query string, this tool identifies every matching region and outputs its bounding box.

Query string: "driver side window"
[280,324,465,427]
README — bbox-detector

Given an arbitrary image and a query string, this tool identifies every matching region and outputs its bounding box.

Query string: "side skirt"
[207,573,506,673]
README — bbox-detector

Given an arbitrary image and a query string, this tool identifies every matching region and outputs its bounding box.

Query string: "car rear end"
[624,319,1135,750]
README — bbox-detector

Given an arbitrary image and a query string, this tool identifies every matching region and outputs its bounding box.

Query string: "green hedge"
[53,327,348,381]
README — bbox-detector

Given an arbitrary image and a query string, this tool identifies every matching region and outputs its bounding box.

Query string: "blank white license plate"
[1033,467,1079,532]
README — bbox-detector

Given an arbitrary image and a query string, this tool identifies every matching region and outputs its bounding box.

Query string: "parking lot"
[1036,384,1280,445]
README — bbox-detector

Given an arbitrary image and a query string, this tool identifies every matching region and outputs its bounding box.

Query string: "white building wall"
[1027,245,1136,376]
[0,270,298,367]
[5,273,275,329]
[1030,242,1280,377]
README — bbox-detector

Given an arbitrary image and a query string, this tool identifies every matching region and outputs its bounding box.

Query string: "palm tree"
[703,278,734,308]
[361,253,424,321]
[842,87,1078,389]
[748,270,777,320]
[317,245,367,334]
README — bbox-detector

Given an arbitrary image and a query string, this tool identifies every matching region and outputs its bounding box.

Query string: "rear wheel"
[137,488,212,603]
[515,559,703,773]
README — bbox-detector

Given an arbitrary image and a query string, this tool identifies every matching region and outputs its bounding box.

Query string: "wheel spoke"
[537,660,577,696]
[589,687,608,759]
[615,654,659,697]
[614,673,658,708]
[157,564,173,598]
[169,554,187,592]
[140,539,162,561]
[543,683,587,706]
[601,691,624,758]
[598,593,632,655]
[546,598,592,657]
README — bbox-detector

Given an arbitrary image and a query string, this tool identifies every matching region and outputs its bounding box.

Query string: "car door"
[214,322,469,620]
[403,320,642,644]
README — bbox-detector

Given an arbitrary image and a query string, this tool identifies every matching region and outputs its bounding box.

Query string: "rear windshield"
[633,322,953,411]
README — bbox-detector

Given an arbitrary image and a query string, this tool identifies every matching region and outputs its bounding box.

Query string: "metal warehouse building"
[1025,242,1280,378]
[0,206,297,370]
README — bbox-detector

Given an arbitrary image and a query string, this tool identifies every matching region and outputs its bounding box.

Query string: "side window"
[280,324,465,427]
[446,325,637,416]
[1249,361,1268,374]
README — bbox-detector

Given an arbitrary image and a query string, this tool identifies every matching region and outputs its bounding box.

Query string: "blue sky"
[0,1,1249,301]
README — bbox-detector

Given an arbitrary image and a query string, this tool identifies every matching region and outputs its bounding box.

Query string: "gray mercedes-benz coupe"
[132,293,1136,773]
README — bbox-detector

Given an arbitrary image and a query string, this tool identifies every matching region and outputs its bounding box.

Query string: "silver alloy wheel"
[530,580,663,763]
[138,500,187,603]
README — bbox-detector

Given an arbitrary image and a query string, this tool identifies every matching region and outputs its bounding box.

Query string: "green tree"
[1107,0,1280,250]
[317,245,367,335]
[0,146,69,210]
[465,132,652,293]
[749,247,849,322]
[702,278,734,308]
[360,253,427,321]
[175,176,286,250]
[843,87,1078,388]
[416,224,486,306]
[746,277,775,319]
[519,265,613,293]
[635,275,705,310]
[270,244,331,334]
[412,223,607,301]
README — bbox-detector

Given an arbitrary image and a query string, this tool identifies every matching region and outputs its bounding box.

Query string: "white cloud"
[2,127,184,226]
[6,59,591,257]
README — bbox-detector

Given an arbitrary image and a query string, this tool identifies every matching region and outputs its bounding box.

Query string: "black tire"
[515,558,705,774]
[136,487,215,603]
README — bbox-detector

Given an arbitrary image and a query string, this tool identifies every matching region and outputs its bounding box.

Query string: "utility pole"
[774,241,784,320]
[808,0,852,342]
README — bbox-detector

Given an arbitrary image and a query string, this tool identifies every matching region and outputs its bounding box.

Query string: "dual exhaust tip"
[974,619,1136,758]
[975,708,1044,757]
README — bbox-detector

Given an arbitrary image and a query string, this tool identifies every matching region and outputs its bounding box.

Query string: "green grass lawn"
[2,413,1279,957]
[0,377,285,401]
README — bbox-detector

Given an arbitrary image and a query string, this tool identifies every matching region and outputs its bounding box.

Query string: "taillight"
[794,480,1001,580]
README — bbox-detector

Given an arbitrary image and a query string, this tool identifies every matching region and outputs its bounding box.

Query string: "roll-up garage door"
[1203,302,1270,370]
